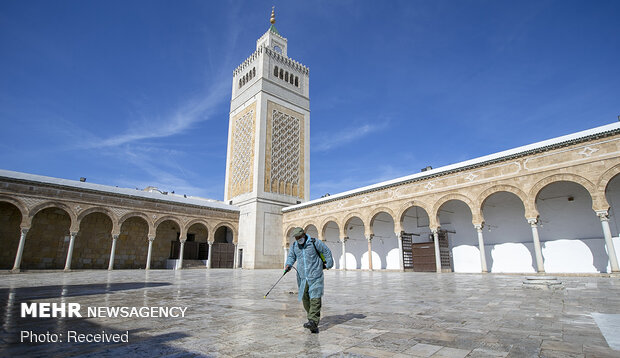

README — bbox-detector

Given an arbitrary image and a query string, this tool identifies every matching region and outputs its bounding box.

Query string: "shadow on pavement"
[319,313,366,331]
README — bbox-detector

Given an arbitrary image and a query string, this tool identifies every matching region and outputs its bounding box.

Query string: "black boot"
[307,320,319,334]
[303,321,312,329]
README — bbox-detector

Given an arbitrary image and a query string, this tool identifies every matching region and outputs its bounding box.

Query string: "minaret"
[224,8,310,268]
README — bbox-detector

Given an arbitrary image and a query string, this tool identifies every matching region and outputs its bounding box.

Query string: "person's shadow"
[319,313,366,331]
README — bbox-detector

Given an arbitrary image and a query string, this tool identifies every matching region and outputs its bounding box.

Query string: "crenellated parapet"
[264,46,309,75]
[233,47,264,76]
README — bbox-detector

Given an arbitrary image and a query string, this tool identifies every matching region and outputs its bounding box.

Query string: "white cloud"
[313,121,389,152]
[90,79,229,148]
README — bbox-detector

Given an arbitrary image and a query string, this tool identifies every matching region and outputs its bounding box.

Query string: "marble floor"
[1,269,619,357]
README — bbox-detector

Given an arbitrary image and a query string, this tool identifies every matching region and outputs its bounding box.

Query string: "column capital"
[340,236,348,243]
[596,210,610,221]
[180,239,187,244]
[367,234,374,242]
[147,235,155,242]
[527,218,538,226]
[112,234,119,240]
[207,240,214,245]
[474,223,484,231]
[431,227,439,235]
[20,227,30,235]
[70,232,78,237]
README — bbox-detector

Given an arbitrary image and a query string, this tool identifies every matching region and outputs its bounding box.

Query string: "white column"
[432,229,441,273]
[474,224,488,273]
[597,211,620,273]
[527,218,545,273]
[207,241,213,269]
[177,239,186,270]
[63,232,77,271]
[233,244,238,269]
[11,228,29,272]
[108,235,119,270]
[145,236,154,270]
[341,237,348,270]
[396,232,404,271]
[367,235,373,271]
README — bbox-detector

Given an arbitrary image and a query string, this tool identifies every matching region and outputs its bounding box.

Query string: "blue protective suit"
[286,236,334,301]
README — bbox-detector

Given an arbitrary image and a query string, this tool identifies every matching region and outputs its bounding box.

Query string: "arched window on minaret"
[285,72,289,82]
[289,75,294,84]
[239,78,242,88]
[252,67,256,77]
[294,76,299,87]
[279,68,283,80]
[274,66,278,77]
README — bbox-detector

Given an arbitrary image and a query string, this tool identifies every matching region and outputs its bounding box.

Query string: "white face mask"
[296,236,306,245]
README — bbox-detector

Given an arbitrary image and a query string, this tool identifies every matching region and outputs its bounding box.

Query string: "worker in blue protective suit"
[284,227,334,333]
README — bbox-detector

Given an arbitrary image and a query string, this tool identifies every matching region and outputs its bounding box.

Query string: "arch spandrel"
[528,173,600,213]
[431,193,477,226]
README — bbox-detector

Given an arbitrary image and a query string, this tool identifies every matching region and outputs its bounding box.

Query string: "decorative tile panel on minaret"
[224,8,310,268]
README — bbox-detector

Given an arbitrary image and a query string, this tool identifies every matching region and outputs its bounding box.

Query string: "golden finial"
[270,6,276,24]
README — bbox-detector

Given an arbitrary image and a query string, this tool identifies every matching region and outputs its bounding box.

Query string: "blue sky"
[1,0,619,201]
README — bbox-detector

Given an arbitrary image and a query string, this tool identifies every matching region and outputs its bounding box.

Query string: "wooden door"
[211,243,234,268]
[412,242,436,272]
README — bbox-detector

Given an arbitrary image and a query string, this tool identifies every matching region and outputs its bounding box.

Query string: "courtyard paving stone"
[0,270,619,357]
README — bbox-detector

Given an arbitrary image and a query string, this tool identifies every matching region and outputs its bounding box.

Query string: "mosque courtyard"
[1,269,619,357]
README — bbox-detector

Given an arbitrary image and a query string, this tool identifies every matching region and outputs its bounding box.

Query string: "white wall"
[370,212,399,269]
[482,192,535,273]
[345,217,367,269]
[536,182,606,273]
[438,200,478,273]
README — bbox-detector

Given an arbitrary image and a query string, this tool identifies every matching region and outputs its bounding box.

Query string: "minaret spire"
[270,7,276,24]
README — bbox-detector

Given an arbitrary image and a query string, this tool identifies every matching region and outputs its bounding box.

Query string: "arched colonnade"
[283,169,620,274]
[0,199,238,272]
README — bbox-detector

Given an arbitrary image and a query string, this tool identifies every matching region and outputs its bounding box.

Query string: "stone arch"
[283,224,298,247]
[213,222,237,244]
[342,212,365,233]
[319,216,340,236]
[529,173,600,213]
[476,185,529,222]
[119,212,153,236]
[29,201,78,232]
[154,215,183,231]
[303,221,320,240]
[397,201,432,227]
[302,220,319,232]
[77,207,117,233]
[119,211,151,226]
[431,193,476,227]
[184,218,210,236]
[368,207,397,236]
[597,164,620,212]
[0,195,28,227]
